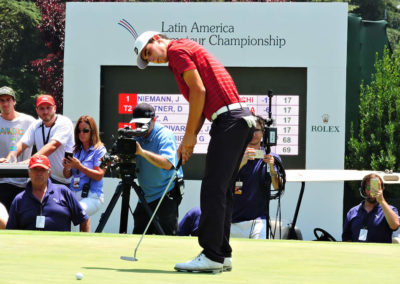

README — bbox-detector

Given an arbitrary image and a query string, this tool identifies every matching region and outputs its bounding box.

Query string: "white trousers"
[230,219,267,239]
[230,219,286,239]
[72,191,104,217]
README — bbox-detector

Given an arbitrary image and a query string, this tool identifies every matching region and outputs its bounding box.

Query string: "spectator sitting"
[6,155,89,232]
[62,115,107,217]
[342,173,400,243]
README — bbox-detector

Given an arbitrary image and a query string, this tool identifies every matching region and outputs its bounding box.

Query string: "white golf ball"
[75,272,84,280]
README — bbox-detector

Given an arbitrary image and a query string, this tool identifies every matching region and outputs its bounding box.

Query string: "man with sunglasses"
[130,103,183,236]
[7,95,74,186]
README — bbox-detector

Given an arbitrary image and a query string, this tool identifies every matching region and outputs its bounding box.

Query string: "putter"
[121,159,182,262]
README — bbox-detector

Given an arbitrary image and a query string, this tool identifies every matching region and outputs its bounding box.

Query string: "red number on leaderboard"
[118,93,137,114]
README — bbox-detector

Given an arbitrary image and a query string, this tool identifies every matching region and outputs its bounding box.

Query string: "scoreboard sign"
[117,93,299,155]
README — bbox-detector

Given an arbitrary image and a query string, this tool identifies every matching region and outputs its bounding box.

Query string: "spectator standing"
[0,86,35,211]
[9,95,74,185]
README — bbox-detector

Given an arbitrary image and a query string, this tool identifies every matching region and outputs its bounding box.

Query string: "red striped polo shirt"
[167,39,240,121]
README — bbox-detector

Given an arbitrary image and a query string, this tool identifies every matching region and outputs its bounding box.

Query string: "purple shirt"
[232,152,281,223]
[342,201,399,243]
[6,179,88,231]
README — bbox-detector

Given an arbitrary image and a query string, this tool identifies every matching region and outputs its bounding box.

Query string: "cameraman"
[131,103,183,235]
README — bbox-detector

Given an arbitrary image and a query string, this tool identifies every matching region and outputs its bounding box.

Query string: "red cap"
[36,95,55,107]
[29,155,51,170]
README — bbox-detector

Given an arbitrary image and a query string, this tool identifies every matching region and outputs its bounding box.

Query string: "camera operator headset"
[342,173,400,243]
[130,103,183,236]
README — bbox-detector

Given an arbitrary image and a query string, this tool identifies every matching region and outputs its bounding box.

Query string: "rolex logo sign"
[311,114,340,133]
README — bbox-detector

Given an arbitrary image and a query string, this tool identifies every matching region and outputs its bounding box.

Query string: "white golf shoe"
[174,253,223,273]
[223,257,232,271]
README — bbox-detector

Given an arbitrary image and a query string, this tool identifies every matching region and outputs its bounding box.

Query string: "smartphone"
[370,178,379,197]
[254,150,265,159]
[64,152,73,159]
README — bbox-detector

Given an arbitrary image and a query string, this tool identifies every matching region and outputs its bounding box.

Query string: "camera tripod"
[95,165,165,234]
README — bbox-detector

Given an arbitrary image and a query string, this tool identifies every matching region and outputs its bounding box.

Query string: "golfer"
[134,31,255,273]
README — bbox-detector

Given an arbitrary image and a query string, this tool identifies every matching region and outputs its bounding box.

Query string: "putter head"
[120,256,138,261]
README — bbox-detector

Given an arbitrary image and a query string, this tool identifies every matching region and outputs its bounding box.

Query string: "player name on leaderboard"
[118,93,299,156]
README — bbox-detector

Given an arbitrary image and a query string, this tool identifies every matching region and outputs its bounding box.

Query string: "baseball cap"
[36,95,55,107]
[133,31,160,69]
[0,86,16,100]
[29,154,51,170]
[130,103,155,124]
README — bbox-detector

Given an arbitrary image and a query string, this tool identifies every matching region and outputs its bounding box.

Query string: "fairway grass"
[0,231,399,283]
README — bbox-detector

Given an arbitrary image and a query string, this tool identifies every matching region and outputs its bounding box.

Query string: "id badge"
[234,181,243,195]
[73,177,80,189]
[359,228,368,241]
[36,216,45,229]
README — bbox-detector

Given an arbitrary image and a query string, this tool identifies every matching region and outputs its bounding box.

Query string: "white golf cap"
[133,31,160,69]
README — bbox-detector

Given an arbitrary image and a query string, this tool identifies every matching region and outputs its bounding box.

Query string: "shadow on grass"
[84,267,177,274]
[84,267,220,275]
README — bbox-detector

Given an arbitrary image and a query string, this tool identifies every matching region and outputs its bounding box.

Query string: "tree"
[32,0,66,111]
[345,47,400,217]
[0,0,48,116]
[350,0,386,21]
[346,47,400,171]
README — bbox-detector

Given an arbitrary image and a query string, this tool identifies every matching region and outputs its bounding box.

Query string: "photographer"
[232,115,282,239]
[131,103,183,235]
[62,115,107,221]
[342,174,400,243]
[178,116,282,239]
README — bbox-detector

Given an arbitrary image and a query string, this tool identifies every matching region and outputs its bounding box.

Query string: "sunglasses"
[77,128,90,134]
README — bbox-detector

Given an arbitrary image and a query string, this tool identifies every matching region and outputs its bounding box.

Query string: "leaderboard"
[118,93,299,156]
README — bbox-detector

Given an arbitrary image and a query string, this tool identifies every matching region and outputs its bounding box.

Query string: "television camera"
[100,125,149,177]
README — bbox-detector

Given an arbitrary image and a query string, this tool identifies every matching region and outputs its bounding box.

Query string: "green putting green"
[0,231,399,283]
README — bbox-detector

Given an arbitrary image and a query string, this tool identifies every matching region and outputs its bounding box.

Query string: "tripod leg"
[119,182,131,233]
[131,182,165,235]
[95,182,123,233]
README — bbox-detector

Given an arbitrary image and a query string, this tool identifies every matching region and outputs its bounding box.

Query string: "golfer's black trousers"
[198,108,254,263]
